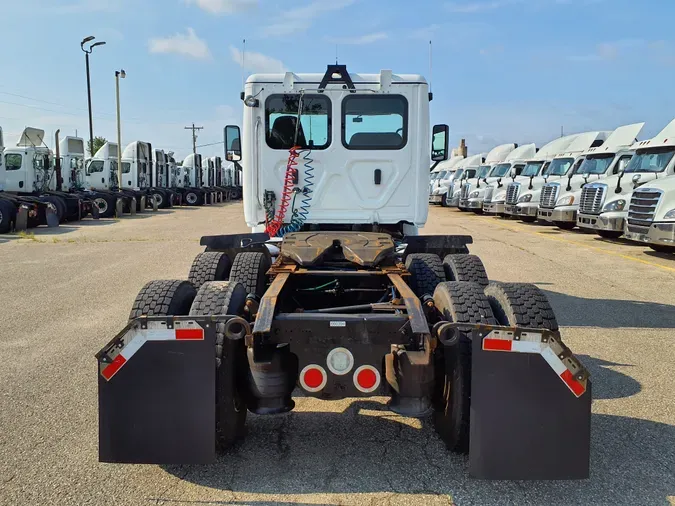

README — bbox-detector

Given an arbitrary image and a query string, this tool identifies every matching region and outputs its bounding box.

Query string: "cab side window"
[5,154,22,171]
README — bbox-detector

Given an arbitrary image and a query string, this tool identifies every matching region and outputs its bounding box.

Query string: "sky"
[1,0,675,161]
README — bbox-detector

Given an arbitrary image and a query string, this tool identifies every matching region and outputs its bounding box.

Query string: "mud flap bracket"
[467,325,592,480]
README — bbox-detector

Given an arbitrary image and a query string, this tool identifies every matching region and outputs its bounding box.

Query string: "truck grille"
[484,187,494,203]
[540,183,559,209]
[627,188,662,228]
[579,184,606,215]
[506,183,520,204]
[461,183,471,200]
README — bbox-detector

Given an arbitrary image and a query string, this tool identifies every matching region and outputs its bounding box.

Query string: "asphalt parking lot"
[0,203,673,506]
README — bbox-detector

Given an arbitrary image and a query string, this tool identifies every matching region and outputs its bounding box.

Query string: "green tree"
[88,136,108,156]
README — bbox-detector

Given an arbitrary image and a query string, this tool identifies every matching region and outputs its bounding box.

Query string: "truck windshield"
[87,160,104,174]
[476,166,490,178]
[464,168,477,179]
[438,170,447,179]
[521,161,543,177]
[453,169,464,180]
[491,163,511,177]
[624,148,675,173]
[576,154,614,175]
[547,157,574,176]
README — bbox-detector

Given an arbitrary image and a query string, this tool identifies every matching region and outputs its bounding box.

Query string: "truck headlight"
[603,199,626,212]
[663,208,675,220]
[518,194,532,203]
[494,192,506,202]
[469,191,480,198]
[556,195,575,206]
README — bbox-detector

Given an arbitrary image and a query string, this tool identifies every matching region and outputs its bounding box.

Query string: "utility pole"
[185,123,203,155]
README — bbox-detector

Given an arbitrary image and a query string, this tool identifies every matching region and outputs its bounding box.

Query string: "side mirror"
[431,124,449,162]
[224,125,242,162]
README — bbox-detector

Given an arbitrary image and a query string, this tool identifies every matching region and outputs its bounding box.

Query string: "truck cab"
[578,118,675,239]
[3,128,53,194]
[179,153,209,206]
[623,175,675,253]
[538,123,643,229]
[86,141,122,191]
[429,157,465,206]
[226,67,444,235]
[510,131,610,222]
[459,144,516,211]
[482,143,537,215]
[447,154,484,208]
[57,136,87,191]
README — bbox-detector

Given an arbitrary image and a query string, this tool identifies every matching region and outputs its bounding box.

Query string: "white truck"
[97,66,591,481]
[623,176,675,253]
[429,157,465,206]
[578,118,675,239]
[447,153,485,207]
[180,153,209,205]
[508,132,610,222]
[537,123,643,229]
[482,143,538,215]
[458,144,516,211]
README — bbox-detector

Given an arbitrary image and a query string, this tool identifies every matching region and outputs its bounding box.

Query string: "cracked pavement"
[0,204,674,505]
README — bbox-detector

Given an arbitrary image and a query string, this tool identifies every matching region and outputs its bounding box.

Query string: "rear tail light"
[299,364,327,392]
[353,365,380,393]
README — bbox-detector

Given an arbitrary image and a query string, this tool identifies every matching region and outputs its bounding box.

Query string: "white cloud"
[229,46,287,73]
[408,24,441,41]
[149,28,211,60]
[568,39,645,62]
[327,32,388,45]
[261,0,356,37]
[185,0,257,14]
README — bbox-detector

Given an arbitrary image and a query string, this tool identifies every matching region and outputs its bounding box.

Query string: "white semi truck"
[97,66,591,480]
[429,157,465,206]
[623,176,675,253]
[507,132,610,222]
[447,153,485,207]
[458,144,516,211]
[537,123,643,229]
[578,118,675,239]
[179,153,209,205]
[482,143,538,215]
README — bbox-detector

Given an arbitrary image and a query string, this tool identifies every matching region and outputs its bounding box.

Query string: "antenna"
[335,44,339,65]
[241,38,246,88]
[561,126,564,138]
[429,40,433,94]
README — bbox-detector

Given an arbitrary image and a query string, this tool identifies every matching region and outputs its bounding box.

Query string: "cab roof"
[586,122,644,155]
[433,156,466,172]
[631,117,675,150]
[247,71,427,86]
[553,131,611,159]
[504,143,537,163]
[485,143,517,164]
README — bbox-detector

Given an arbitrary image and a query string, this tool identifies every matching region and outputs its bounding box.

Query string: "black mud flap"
[468,325,591,480]
[97,317,216,464]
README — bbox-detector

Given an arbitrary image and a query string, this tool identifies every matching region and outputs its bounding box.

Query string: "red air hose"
[265,146,299,237]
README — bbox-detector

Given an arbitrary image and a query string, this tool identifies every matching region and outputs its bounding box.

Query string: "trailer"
[537,123,643,229]
[458,144,516,211]
[97,65,591,480]
[578,117,675,239]
[507,132,610,222]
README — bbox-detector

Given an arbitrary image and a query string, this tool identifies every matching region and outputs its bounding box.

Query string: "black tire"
[483,282,558,330]
[598,230,622,239]
[649,244,675,254]
[185,191,201,206]
[188,251,232,289]
[152,191,165,208]
[92,196,115,218]
[189,281,248,450]
[41,196,65,223]
[442,254,488,287]
[230,252,270,297]
[432,282,497,453]
[0,200,15,233]
[405,253,446,297]
[554,221,576,230]
[128,279,197,319]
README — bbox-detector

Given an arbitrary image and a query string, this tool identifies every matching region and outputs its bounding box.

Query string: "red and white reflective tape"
[482,329,587,397]
[100,321,204,381]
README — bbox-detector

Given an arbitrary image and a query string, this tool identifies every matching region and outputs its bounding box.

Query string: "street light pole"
[115,70,126,191]
[80,36,106,156]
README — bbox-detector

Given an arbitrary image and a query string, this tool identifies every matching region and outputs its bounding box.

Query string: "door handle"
[374,169,382,185]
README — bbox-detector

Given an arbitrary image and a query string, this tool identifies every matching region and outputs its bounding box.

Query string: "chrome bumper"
[624,222,675,246]
[577,212,625,232]
[515,203,539,218]
[483,202,505,214]
[465,199,483,210]
[429,195,443,204]
[537,207,577,223]
[504,204,518,216]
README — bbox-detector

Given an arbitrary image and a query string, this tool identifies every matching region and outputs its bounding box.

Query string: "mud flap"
[468,325,591,480]
[15,206,28,231]
[46,206,59,227]
[97,317,216,464]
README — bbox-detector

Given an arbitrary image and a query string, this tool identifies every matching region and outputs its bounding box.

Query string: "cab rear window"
[342,95,408,150]
[265,94,331,150]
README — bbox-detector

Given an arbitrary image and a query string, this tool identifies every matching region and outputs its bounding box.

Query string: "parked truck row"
[431,119,675,254]
[0,127,243,234]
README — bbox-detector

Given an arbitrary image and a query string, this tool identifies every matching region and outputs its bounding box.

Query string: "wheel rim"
[94,198,108,214]
[186,193,198,204]
[154,193,163,206]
